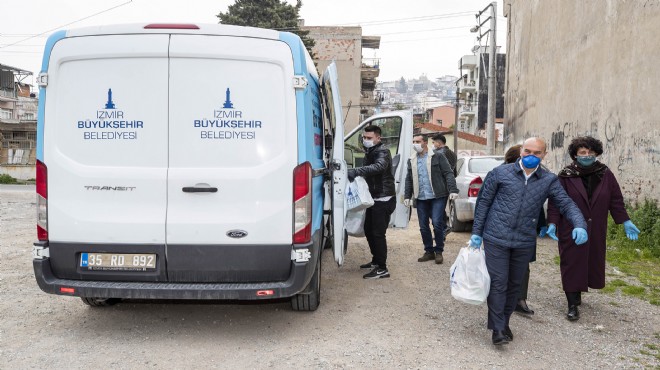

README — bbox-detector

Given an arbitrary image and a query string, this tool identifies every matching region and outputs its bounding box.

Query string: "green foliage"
[217,0,315,57]
[604,199,660,305]
[0,174,17,184]
[397,77,408,93]
[393,102,406,111]
[607,199,660,257]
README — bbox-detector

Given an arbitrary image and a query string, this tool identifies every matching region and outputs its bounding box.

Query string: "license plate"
[80,253,156,271]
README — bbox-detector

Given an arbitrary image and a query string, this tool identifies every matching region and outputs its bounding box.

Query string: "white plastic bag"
[345,209,366,237]
[449,243,490,305]
[346,176,374,211]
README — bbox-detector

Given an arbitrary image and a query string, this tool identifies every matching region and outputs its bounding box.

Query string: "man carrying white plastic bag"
[469,138,587,346]
[450,241,490,305]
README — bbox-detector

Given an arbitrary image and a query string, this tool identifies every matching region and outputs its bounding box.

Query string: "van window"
[344,116,402,168]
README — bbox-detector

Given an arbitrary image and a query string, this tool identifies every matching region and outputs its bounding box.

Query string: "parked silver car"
[448,155,504,232]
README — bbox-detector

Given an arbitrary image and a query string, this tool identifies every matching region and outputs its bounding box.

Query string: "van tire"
[291,253,321,311]
[449,201,469,232]
[80,297,119,307]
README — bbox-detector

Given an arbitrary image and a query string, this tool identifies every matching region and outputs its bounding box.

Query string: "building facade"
[0,64,37,180]
[302,26,381,132]
[503,0,660,202]
[456,49,505,140]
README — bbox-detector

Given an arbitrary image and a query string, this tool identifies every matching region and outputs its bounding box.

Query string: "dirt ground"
[1,185,659,369]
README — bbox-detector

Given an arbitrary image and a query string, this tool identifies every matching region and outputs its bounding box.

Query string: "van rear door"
[344,110,413,228]
[44,35,169,245]
[166,35,298,282]
[321,62,347,266]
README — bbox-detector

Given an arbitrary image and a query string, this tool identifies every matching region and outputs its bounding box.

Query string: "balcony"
[459,104,476,117]
[458,79,477,93]
[459,55,477,70]
[361,58,380,81]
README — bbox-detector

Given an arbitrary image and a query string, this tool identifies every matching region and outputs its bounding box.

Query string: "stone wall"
[503,0,660,203]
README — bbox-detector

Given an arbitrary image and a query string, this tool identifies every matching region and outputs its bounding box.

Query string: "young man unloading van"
[347,126,396,279]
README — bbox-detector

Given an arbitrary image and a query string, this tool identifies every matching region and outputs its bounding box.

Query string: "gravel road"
[1,186,659,369]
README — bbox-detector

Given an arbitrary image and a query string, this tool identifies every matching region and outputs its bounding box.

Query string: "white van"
[32,23,411,310]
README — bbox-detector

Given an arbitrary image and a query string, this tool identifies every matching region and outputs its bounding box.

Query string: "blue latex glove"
[538,226,548,238]
[546,224,558,241]
[469,234,483,249]
[623,220,640,241]
[572,228,588,245]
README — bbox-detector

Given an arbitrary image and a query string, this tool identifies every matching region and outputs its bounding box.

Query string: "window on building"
[436,119,443,125]
[0,108,12,120]
[22,112,35,120]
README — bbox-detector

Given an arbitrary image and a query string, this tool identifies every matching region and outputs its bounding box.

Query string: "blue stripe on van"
[37,30,67,161]
[279,32,324,233]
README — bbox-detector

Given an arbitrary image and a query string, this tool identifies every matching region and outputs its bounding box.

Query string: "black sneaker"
[360,262,378,269]
[363,267,390,279]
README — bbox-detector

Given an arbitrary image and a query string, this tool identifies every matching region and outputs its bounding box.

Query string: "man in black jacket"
[404,134,459,264]
[347,125,396,279]
[431,134,457,173]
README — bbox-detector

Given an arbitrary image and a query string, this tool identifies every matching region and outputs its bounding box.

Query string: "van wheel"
[80,297,119,307]
[291,253,321,311]
[449,201,469,232]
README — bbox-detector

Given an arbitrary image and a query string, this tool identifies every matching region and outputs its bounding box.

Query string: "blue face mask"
[576,155,596,167]
[521,155,541,169]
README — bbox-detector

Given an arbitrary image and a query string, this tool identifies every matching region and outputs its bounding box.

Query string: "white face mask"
[412,143,423,153]
[363,139,374,148]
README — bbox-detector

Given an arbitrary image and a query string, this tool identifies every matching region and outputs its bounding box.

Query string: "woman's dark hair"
[504,144,522,164]
[568,136,603,160]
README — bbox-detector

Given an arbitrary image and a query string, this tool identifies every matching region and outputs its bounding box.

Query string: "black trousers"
[364,197,397,269]
[485,241,534,331]
[518,265,530,300]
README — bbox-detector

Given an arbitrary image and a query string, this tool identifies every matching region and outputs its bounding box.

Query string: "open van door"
[344,110,413,228]
[321,62,347,266]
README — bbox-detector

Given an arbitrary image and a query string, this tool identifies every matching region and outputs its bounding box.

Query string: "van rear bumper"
[32,237,321,301]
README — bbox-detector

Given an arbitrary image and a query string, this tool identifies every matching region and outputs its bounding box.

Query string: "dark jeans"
[364,197,397,269]
[484,241,534,331]
[518,265,530,300]
[415,197,447,253]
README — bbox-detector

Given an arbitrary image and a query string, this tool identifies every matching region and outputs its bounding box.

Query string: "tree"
[217,0,315,57]
[393,102,406,110]
[397,77,408,93]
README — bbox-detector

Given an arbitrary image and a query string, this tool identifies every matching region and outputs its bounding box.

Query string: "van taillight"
[36,160,48,241]
[468,176,483,198]
[293,162,312,244]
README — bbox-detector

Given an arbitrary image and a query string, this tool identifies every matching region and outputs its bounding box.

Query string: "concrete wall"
[0,165,34,180]
[304,26,362,132]
[504,0,660,203]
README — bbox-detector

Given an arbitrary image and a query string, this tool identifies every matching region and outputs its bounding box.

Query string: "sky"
[0,0,506,85]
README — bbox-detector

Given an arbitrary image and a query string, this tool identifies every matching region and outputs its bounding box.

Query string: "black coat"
[353,142,395,198]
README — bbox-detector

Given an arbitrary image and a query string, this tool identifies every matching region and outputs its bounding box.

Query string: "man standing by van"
[347,126,396,279]
[404,135,459,264]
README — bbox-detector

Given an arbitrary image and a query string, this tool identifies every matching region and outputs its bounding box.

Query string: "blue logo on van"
[75,88,144,140]
[104,88,116,109]
[193,87,263,140]
[222,88,234,109]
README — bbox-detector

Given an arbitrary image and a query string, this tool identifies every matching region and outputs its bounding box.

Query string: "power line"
[0,0,133,49]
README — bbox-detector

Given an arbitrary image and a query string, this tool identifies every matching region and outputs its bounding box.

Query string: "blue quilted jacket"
[472,160,586,248]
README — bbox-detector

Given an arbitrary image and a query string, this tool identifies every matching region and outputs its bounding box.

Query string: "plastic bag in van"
[346,176,374,211]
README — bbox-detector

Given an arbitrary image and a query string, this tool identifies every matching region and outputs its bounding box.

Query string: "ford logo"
[226,230,248,238]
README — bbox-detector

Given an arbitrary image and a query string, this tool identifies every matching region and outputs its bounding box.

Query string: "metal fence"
[1,131,36,165]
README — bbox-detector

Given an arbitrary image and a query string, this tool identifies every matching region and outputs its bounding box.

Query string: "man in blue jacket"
[469,137,587,345]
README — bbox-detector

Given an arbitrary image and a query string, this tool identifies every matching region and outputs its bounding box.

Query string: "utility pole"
[487,1,497,155]
[472,1,497,155]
